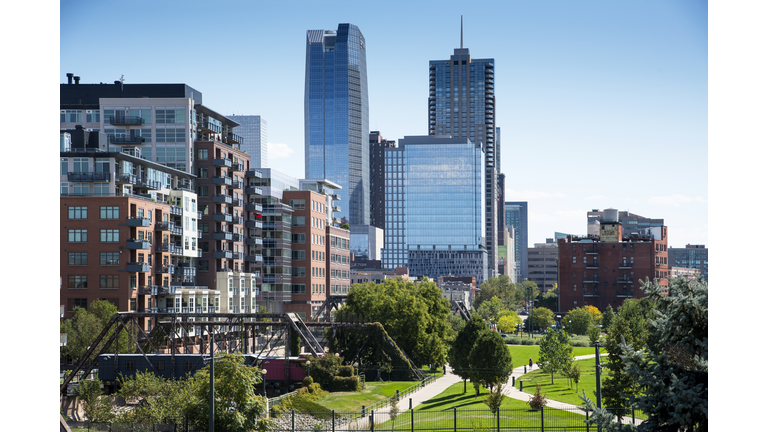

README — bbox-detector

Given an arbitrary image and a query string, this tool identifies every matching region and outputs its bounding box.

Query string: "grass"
[517,358,648,421]
[372,381,595,431]
[315,380,415,412]
[507,345,605,367]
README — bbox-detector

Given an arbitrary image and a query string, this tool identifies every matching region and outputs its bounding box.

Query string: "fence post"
[370,411,374,432]
[632,406,636,425]
[524,366,527,373]
[409,398,412,410]
[540,407,544,432]
[397,390,400,401]
[332,410,336,432]
[520,379,523,391]
[362,405,366,416]
[291,409,295,432]
[512,376,515,386]
[411,408,414,432]
[586,409,590,432]
[496,405,500,432]
[454,407,457,432]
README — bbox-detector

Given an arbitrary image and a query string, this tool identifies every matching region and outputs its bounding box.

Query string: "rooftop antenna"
[120,74,125,84]
[461,15,463,49]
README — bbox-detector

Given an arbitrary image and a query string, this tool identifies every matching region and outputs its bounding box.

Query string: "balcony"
[170,224,183,236]
[126,262,151,272]
[67,172,111,182]
[197,250,203,257]
[137,307,158,313]
[115,174,137,185]
[232,233,243,242]
[332,206,341,213]
[232,198,243,207]
[158,243,183,255]
[155,265,175,274]
[246,237,263,246]
[619,262,633,269]
[231,162,244,172]
[583,292,600,298]
[174,266,196,277]
[212,157,233,167]
[245,220,262,229]
[585,263,599,269]
[213,194,233,204]
[331,194,341,201]
[169,205,183,216]
[213,231,233,241]
[126,239,151,250]
[126,217,152,227]
[199,120,222,134]
[108,116,144,126]
[212,176,233,186]
[245,186,262,195]
[212,212,233,223]
[231,180,244,189]
[135,178,162,190]
[232,252,244,260]
[617,292,634,298]
[245,169,262,178]
[245,254,263,262]
[197,230,203,238]
[245,203,263,212]
[173,183,194,193]
[227,132,243,144]
[197,211,203,219]
[155,221,172,231]
[582,278,600,284]
[585,248,599,255]
[233,216,243,225]
[213,250,233,259]
[109,136,145,145]
[138,285,159,295]
[617,278,632,284]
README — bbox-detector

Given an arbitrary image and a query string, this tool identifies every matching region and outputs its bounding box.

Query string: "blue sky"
[60,0,708,248]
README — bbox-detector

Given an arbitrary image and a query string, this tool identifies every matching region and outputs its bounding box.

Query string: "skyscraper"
[505,201,528,282]
[228,115,267,168]
[305,24,369,225]
[429,32,497,280]
[381,135,487,284]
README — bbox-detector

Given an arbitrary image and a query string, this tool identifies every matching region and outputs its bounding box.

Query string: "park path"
[390,352,641,426]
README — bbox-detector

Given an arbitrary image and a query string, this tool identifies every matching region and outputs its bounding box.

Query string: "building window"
[68,275,88,289]
[156,108,185,124]
[68,229,87,243]
[100,275,119,289]
[198,260,209,271]
[61,110,82,123]
[197,149,209,160]
[68,206,87,220]
[100,229,119,242]
[155,360,165,371]
[126,361,136,371]
[100,206,119,220]
[68,252,87,266]
[68,298,88,311]
[184,361,193,371]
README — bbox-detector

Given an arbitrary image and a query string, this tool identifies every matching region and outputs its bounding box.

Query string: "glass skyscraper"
[429,46,497,280]
[382,135,487,284]
[228,115,267,168]
[505,201,528,283]
[305,24,369,225]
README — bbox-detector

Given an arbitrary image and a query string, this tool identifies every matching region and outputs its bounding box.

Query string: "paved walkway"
[393,353,642,426]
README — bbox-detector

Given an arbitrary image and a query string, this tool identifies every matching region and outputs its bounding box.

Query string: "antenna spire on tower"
[461,15,464,49]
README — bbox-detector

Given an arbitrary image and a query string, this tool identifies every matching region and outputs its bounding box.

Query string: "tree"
[529,307,554,331]
[583,305,603,327]
[602,304,615,331]
[483,378,507,415]
[616,297,656,348]
[467,329,513,394]
[473,276,517,309]
[184,353,269,432]
[72,378,115,423]
[477,296,505,321]
[538,286,559,312]
[601,315,641,420]
[563,307,592,335]
[581,276,708,432]
[61,300,133,363]
[536,329,573,384]
[497,314,522,333]
[448,314,486,393]
[116,371,201,425]
[337,278,451,367]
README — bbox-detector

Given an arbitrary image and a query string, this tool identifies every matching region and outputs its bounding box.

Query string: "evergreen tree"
[448,314,485,393]
[467,329,513,394]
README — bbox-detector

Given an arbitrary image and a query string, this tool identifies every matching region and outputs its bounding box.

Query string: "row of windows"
[67,206,120,220]
[66,275,119,289]
[67,229,120,243]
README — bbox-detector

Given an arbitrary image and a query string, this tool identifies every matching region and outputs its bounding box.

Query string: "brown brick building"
[557,221,670,313]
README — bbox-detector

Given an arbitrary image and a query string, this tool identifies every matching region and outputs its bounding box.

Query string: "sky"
[59,0,708,248]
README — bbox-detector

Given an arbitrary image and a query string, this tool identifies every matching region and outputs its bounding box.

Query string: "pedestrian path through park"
[391,352,641,426]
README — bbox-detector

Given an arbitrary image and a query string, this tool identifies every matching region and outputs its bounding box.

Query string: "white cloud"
[267,142,294,159]
[647,194,708,207]
[506,189,566,200]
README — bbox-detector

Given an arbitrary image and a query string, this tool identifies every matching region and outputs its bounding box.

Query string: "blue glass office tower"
[429,46,497,280]
[382,135,487,284]
[305,24,369,225]
[505,202,528,283]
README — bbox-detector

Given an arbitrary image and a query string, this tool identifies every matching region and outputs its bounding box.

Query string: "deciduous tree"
[529,307,554,331]
[467,330,513,394]
[448,314,485,393]
[563,307,592,335]
[536,329,573,384]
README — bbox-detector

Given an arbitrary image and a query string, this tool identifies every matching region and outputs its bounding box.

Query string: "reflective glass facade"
[305,24,369,225]
[505,202,528,282]
[228,115,267,168]
[382,136,486,283]
[429,48,497,280]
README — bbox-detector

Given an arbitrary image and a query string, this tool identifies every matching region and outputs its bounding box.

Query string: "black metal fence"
[66,422,199,431]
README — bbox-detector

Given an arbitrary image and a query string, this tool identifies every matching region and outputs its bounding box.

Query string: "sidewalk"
[394,368,462,412]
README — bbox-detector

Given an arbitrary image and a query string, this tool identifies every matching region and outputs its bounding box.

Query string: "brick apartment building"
[558,210,670,313]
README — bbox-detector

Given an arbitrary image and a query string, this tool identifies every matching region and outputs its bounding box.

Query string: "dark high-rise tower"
[429,24,497,280]
[305,24,369,225]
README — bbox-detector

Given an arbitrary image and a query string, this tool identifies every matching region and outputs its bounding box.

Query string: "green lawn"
[517,358,647,421]
[316,381,415,412]
[507,345,604,367]
[372,381,593,431]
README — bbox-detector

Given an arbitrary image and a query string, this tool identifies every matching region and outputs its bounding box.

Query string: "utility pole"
[209,328,215,432]
[594,340,602,432]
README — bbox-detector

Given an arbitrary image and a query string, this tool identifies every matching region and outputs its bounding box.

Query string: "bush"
[303,376,314,387]
[528,384,548,410]
[329,376,360,391]
[338,365,356,377]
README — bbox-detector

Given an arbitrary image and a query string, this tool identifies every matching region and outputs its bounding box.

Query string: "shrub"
[329,376,360,391]
[303,376,314,387]
[528,384,548,410]
[338,365,356,377]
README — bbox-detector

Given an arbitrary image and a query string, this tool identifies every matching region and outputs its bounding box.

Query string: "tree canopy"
[448,314,486,384]
[467,330,513,392]
[563,307,593,335]
[335,278,451,367]
[529,307,554,330]
[581,276,708,432]
[61,300,133,363]
[473,276,539,310]
[477,296,505,321]
[537,329,573,384]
